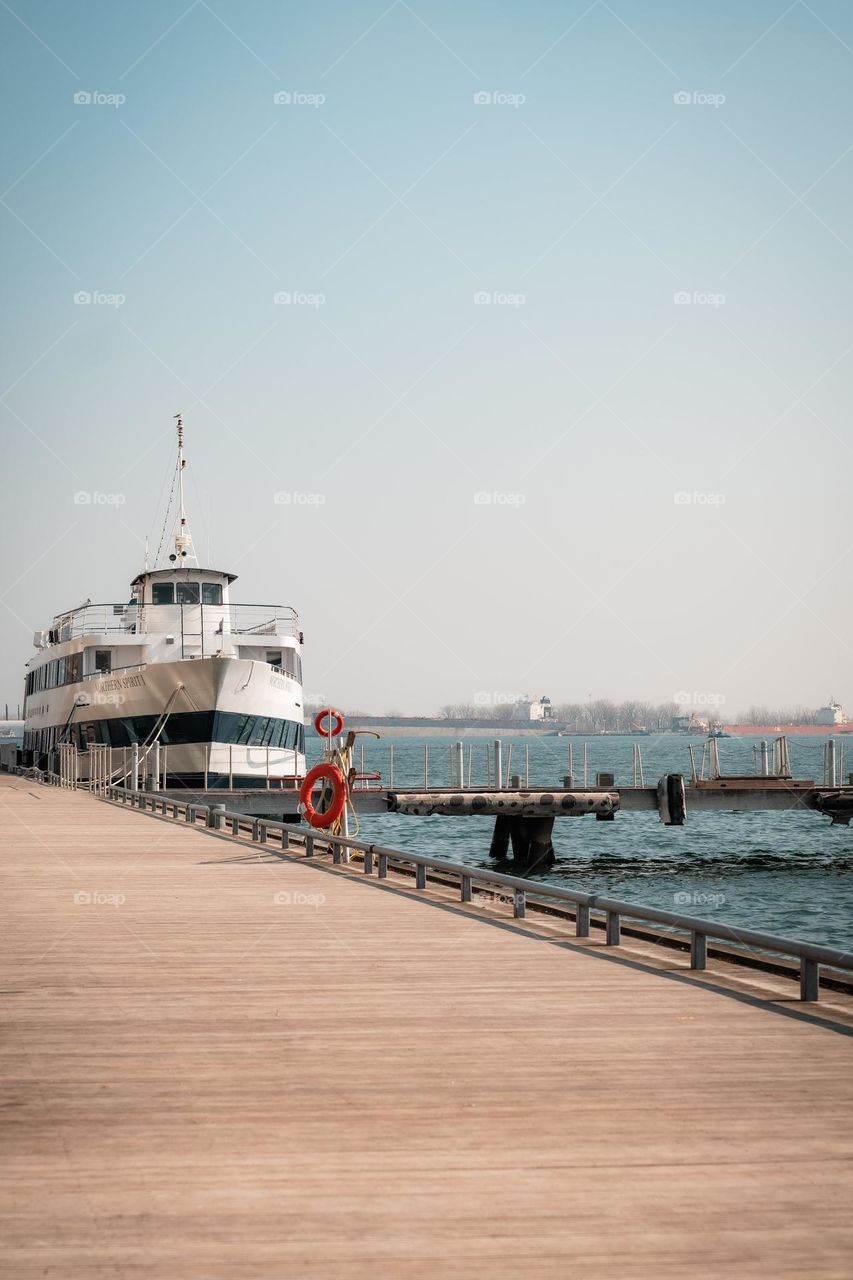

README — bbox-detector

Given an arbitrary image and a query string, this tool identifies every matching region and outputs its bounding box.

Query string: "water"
[308,731,853,951]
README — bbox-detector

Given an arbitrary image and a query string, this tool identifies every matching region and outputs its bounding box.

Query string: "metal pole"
[494,740,502,790]
[229,744,233,790]
[424,744,429,789]
[583,743,588,787]
[389,743,394,788]
[162,745,167,789]
[131,743,139,792]
[204,743,209,791]
[455,741,464,789]
[153,740,160,792]
[524,743,529,787]
[266,745,270,790]
[504,744,512,787]
[467,744,472,787]
[759,739,769,777]
[688,744,698,784]
[827,738,837,787]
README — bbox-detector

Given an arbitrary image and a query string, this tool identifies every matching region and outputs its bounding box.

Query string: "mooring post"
[489,815,511,859]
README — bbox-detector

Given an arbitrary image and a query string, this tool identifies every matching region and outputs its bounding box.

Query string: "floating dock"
[2,774,853,1277]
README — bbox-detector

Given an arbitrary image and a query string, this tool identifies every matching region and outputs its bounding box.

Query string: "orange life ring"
[314,707,345,738]
[299,762,346,829]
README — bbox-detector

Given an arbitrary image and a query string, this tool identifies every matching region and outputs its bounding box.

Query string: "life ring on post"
[314,707,345,738]
[300,762,346,829]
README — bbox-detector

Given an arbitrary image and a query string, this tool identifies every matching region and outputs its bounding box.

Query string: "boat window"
[152,583,174,604]
[266,650,282,668]
[94,649,111,674]
[176,582,200,604]
[202,582,222,605]
[67,653,81,684]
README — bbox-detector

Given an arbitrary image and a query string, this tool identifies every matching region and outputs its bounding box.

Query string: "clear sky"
[1,0,851,718]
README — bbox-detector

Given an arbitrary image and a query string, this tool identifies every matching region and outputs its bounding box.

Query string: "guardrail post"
[305,834,314,857]
[207,804,224,831]
[230,816,239,835]
[416,864,426,889]
[605,911,621,946]
[690,931,707,970]
[513,891,526,919]
[333,843,342,864]
[461,874,472,902]
[378,854,388,879]
[257,822,267,844]
[364,849,373,875]
[281,830,290,850]
[185,805,194,823]
[576,905,590,937]
[800,957,820,1002]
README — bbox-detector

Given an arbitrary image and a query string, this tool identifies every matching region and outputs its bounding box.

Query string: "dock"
[2,773,853,1277]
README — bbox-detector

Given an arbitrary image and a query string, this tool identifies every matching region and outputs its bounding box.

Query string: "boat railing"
[47,603,300,644]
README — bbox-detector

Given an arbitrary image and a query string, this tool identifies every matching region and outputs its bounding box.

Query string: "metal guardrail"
[90,781,853,1003]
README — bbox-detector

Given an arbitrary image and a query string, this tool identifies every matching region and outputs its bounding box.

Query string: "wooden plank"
[1,776,852,1278]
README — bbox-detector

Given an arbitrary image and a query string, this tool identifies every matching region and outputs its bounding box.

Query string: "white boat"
[21,418,306,793]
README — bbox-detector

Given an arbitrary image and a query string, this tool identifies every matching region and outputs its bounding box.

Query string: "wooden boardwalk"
[1,774,852,1279]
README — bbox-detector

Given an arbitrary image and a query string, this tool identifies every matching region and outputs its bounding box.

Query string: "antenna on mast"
[170,412,198,566]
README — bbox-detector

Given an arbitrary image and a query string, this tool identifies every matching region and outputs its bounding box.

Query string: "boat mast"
[172,413,198,566]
